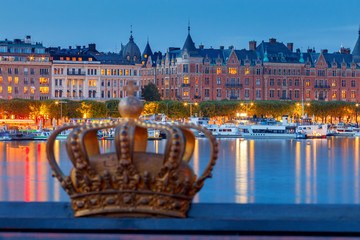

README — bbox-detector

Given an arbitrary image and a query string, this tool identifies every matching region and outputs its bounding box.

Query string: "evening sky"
[1,0,360,54]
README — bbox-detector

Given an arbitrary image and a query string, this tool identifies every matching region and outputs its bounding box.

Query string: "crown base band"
[71,192,193,218]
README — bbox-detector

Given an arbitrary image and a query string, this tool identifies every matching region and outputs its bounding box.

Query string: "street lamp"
[55,101,66,124]
[356,103,359,127]
[184,102,198,117]
[239,102,254,118]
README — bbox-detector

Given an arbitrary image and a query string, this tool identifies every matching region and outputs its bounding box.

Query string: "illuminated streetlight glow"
[184,102,198,117]
[55,100,66,124]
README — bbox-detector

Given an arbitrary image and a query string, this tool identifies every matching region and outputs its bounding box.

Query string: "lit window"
[66,57,70,61]
[144,54,147,58]
[40,87,49,93]
[183,77,189,84]
[73,80,75,86]
[88,58,92,61]
[195,77,198,85]
[305,90,310,98]
[332,91,337,99]
[126,70,129,75]
[0,77,2,83]
[0,86,2,93]
[332,80,336,87]
[120,70,123,75]
[24,87,28,94]
[88,80,92,86]
[245,68,249,75]
[107,69,111,75]
[8,86,12,93]
[341,90,346,99]
[30,87,35,94]
[351,91,355,99]
[78,57,82,61]
[14,77,18,84]
[183,90,189,97]
[93,80,96,86]
[217,68,221,74]
[72,57,76,61]
[8,77,12,84]
[113,91,116,98]
[39,78,49,84]
[229,68,237,74]
[79,80,82,86]
[101,69,104,75]
[305,80,310,86]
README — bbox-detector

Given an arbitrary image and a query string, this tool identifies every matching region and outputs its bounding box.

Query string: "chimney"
[69,46,72,49]
[340,47,351,54]
[228,45,234,49]
[269,38,277,43]
[287,43,293,52]
[249,41,256,50]
[76,46,81,50]
[220,46,224,50]
[296,48,300,53]
[321,49,328,53]
[24,35,31,44]
[307,48,312,53]
[88,43,96,51]
[199,45,204,49]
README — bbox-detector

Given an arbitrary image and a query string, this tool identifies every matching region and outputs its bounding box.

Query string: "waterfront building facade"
[140,28,360,102]
[0,36,51,100]
[47,33,142,101]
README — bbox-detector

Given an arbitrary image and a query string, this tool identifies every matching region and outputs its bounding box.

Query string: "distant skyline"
[2,0,360,54]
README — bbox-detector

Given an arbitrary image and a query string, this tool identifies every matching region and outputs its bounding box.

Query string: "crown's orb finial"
[119,80,143,118]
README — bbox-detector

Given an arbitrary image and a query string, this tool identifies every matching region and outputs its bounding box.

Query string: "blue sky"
[2,0,360,54]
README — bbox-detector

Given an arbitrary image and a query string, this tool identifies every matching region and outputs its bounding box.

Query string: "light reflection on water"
[0,137,359,204]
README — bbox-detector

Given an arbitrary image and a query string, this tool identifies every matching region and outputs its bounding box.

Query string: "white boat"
[34,131,51,140]
[0,132,11,141]
[188,117,211,137]
[238,115,305,139]
[295,117,327,138]
[240,124,303,139]
[329,127,356,137]
[56,130,72,140]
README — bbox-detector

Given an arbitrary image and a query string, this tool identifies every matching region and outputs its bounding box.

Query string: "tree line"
[0,98,359,124]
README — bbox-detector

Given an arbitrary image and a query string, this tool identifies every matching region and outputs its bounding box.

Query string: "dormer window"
[134,56,137,61]
[127,56,130,61]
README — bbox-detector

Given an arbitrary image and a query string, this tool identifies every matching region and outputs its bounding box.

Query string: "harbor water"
[0,137,359,204]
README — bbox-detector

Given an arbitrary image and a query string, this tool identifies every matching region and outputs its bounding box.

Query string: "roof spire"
[263,48,269,62]
[299,52,304,63]
[188,20,190,34]
[130,25,134,41]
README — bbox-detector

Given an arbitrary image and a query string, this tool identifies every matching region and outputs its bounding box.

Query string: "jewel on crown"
[46,80,218,218]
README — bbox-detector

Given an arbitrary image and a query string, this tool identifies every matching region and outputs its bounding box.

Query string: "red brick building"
[0,36,51,100]
[140,28,360,103]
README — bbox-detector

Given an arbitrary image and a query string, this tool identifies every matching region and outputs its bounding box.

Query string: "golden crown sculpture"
[46,81,218,218]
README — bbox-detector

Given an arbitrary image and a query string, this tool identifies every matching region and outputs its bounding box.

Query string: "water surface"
[0,137,358,204]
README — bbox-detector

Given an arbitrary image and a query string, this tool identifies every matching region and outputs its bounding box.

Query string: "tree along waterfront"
[0,98,359,124]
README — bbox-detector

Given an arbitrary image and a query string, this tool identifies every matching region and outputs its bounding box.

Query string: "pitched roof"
[142,41,153,60]
[352,28,360,62]
[182,33,198,56]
